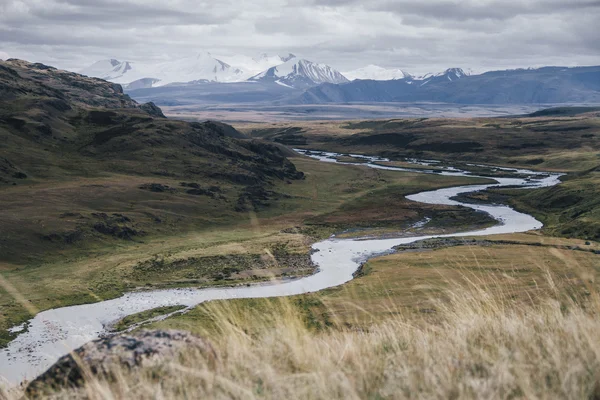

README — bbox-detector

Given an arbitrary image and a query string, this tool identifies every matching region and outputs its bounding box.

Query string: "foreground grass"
[10,261,600,399]
[147,234,599,332]
[110,306,188,332]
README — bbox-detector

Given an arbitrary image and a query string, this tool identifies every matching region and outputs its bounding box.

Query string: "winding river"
[0,150,562,385]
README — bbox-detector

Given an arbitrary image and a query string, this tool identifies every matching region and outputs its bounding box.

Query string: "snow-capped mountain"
[218,53,296,77]
[415,68,469,85]
[343,65,411,81]
[149,53,246,85]
[80,53,249,87]
[248,58,349,88]
[79,59,137,82]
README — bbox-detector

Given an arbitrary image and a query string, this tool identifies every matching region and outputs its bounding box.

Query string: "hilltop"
[0,59,304,262]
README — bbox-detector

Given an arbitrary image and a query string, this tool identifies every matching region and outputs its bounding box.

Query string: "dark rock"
[111,213,131,223]
[85,110,118,125]
[180,182,200,189]
[41,230,83,244]
[93,222,141,240]
[59,212,84,219]
[91,212,109,220]
[26,330,217,397]
[140,102,166,118]
[139,183,175,193]
[109,83,124,94]
[30,63,55,71]
[0,64,19,77]
[12,171,27,179]
[197,120,247,138]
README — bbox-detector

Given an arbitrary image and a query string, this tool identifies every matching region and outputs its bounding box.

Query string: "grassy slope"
[508,168,600,240]
[0,59,307,265]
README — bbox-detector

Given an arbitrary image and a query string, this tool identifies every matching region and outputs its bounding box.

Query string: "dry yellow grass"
[7,256,600,400]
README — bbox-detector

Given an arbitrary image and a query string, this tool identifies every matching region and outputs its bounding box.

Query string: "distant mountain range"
[80,53,251,87]
[79,54,433,89]
[293,66,600,105]
[80,53,351,89]
[78,54,600,106]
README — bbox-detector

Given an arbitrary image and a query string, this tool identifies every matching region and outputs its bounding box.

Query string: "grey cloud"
[0,0,599,74]
[254,14,326,35]
[311,0,600,21]
[4,0,235,27]
[377,0,600,23]
[0,27,140,47]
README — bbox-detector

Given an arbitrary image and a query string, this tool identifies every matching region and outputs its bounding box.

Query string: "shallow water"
[0,151,562,384]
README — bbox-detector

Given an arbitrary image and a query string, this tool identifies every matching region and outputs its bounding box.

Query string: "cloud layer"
[1,0,599,74]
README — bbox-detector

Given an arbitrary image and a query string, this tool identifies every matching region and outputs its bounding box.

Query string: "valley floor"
[0,157,493,348]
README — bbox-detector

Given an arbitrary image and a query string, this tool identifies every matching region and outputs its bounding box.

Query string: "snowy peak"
[417,68,469,85]
[79,59,134,81]
[80,53,248,87]
[150,53,245,85]
[212,53,295,78]
[80,55,471,89]
[343,65,411,81]
[439,67,468,80]
[249,58,349,88]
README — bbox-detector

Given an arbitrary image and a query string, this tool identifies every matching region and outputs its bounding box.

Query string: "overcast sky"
[1,0,599,74]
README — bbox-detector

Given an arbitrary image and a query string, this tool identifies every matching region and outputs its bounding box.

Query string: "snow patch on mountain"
[218,53,296,76]
[343,65,411,81]
[80,53,299,87]
[416,68,469,85]
[79,55,469,90]
[148,53,246,85]
[79,59,135,81]
[80,53,250,87]
[249,58,349,88]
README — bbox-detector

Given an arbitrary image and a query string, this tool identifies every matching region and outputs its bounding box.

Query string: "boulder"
[26,330,216,397]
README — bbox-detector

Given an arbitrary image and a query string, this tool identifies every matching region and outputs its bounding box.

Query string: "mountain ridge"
[248,58,349,89]
[290,65,600,105]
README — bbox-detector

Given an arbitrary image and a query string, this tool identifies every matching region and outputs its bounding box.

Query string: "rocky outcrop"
[26,330,216,397]
[140,101,166,118]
